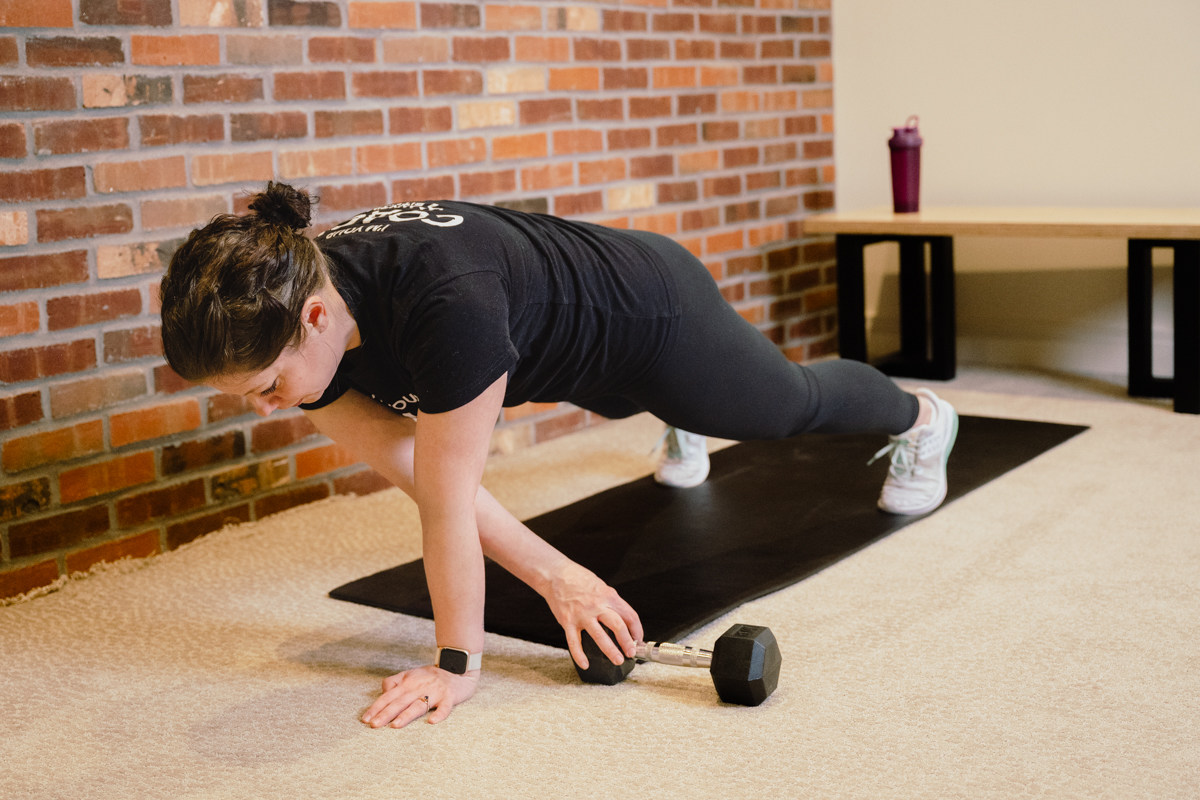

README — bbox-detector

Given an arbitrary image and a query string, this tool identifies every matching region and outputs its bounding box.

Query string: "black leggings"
[574,230,920,440]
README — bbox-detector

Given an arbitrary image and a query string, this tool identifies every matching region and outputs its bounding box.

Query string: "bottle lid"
[889,115,922,149]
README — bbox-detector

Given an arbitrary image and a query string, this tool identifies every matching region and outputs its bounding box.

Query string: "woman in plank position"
[160,182,957,728]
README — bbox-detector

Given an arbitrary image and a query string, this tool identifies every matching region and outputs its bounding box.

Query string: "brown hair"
[159,182,328,383]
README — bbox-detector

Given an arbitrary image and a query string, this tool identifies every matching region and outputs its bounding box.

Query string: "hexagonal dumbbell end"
[708,624,782,706]
[575,626,635,685]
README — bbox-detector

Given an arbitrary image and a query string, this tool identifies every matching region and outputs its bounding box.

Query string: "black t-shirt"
[300,201,680,418]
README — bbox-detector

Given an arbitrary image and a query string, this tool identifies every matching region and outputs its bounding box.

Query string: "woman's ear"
[300,294,329,334]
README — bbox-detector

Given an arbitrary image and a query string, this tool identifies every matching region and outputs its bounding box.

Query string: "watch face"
[438,648,470,674]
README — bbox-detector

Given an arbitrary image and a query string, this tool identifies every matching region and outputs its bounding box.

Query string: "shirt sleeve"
[397,270,518,414]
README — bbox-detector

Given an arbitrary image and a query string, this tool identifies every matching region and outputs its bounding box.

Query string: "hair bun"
[248,181,312,231]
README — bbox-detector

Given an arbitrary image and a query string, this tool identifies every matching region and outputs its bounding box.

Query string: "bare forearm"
[471,483,641,668]
[410,376,506,657]
[419,515,487,655]
[474,485,571,598]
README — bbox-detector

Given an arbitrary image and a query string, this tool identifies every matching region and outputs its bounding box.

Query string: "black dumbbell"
[575,623,782,706]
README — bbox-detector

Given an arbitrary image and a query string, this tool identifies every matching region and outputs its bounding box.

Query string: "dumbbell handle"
[635,641,713,669]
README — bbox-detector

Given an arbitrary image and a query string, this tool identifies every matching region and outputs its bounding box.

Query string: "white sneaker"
[871,388,958,515]
[653,426,710,488]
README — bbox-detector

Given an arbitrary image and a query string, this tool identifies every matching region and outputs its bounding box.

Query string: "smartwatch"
[435,646,482,674]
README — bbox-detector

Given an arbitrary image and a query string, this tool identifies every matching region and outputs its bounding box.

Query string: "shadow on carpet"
[330,415,1087,646]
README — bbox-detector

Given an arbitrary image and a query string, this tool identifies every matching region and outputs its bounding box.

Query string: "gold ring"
[418,695,430,709]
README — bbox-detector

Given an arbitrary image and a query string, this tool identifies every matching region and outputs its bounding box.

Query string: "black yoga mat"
[330,415,1086,647]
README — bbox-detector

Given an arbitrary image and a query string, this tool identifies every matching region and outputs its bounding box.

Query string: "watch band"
[435,646,482,674]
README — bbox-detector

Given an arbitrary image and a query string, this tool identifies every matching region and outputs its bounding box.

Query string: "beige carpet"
[2,386,1199,799]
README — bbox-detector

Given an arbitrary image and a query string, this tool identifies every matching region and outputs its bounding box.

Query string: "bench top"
[802,207,1200,240]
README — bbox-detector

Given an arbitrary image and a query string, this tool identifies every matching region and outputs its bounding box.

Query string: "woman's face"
[208,337,339,417]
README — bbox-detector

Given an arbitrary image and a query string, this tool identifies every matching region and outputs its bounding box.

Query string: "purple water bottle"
[888,115,922,213]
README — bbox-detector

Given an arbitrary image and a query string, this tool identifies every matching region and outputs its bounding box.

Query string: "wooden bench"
[803,207,1200,413]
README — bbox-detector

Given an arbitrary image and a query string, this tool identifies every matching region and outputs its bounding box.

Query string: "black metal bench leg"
[928,236,956,380]
[835,234,868,363]
[897,237,928,363]
[1174,241,1200,414]
[1127,238,1198,411]
[834,233,956,380]
[1127,239,1158,397]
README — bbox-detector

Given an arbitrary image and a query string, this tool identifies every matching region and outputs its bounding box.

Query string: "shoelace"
[649,427,689,459]
[868,428,940,479]
[650,427,670,457]
[869,436,918,478]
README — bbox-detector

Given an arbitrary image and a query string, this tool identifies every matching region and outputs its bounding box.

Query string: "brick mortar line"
[3,56,832,72]
[0,419,335,518]
[2,31,825,47]
[1,102,831,127]
[0,385,215,454]
[4,121,833,154]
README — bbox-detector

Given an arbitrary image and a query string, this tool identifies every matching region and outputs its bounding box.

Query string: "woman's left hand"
[361,665,480,728]
[543,560,644,671]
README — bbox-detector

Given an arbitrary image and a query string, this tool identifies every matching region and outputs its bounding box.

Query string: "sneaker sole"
[878,403,959,515]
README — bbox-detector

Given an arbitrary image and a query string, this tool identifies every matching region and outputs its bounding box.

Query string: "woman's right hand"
[361,665,480,729]
[543,560,644,671]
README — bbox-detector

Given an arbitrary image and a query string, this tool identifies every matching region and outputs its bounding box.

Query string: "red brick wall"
[0,0,836,600]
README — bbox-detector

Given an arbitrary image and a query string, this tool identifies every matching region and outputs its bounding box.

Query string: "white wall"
[831,0,1200,378]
